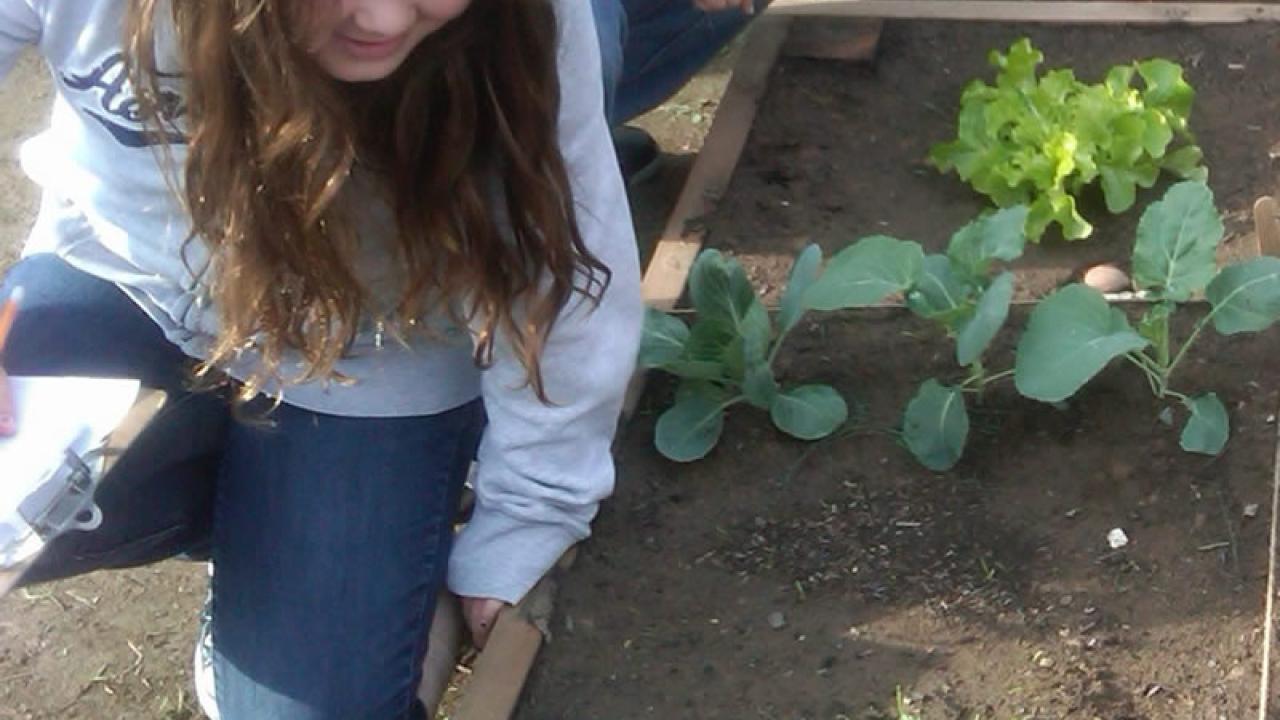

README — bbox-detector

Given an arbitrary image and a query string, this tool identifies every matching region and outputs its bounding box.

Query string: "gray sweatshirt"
[0,0,642,605]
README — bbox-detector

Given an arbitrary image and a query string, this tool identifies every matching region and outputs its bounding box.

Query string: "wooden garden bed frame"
[457,5,1280,719]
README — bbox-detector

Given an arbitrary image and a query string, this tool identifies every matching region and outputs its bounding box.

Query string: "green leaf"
[1206,257,1280,334]
[947,206,1030,278]
[1104,65,1135,96]
[902,379,970,471]
[779,244,823,334]
[1180,392,1229,456]
[1098,161,1158,214]
[906,254,975,323]
[1027,191,1093,242]
[804,235,924,311]
[661,359,725,381]
[675,379,732,405]
[1140,109,1174,159]
[956,272,1014,366]
[992,38,1043,91]
[655,392,728,462]
[1131,181,1223,301]
[687,250,771,363]
[1138,58,1195,118]
[1014,284,1149,402]
[1163,145,1207,180]
[770,385,848,440]
[743,363,779,410]
[638,308,689,369]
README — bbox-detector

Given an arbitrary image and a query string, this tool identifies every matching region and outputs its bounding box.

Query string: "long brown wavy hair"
[124,0,610,401]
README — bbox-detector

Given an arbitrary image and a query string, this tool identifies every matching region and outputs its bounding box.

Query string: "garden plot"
[519,19,1280,720]
[708,21,1280,303]
[521,309,1279,719]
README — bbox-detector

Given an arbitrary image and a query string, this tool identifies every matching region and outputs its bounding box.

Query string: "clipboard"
[0,383,167,596]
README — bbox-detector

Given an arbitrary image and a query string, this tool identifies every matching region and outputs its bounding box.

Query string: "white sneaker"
[193,564,219,720]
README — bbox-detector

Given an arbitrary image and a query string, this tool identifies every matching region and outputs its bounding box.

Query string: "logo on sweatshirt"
[60,52,186,148]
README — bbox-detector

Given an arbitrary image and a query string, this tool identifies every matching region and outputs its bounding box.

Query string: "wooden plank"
[453,548,576,720]
[1255,196,1280,258]
[640,17,793,310]
[452,608,544,720]
[768,0,1280,23]
[783,17,884,62]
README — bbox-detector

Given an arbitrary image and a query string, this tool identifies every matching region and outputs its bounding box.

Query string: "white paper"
[0,376,140,565]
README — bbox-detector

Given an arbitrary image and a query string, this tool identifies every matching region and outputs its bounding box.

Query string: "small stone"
[1083,264,1131,293]
[1037,655,1055,668]
[768,611,787,630]
[1059,595,1074,607]
[1245,504,1261,519]
[1107,528,1130,549]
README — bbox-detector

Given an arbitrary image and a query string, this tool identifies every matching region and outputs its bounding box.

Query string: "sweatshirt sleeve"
[447,0,643,604]
[0,0,39,81]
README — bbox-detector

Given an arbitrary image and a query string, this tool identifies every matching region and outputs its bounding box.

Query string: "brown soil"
[520,20,1280,720]
[521,309,1279,719]
[706,21,1280,304]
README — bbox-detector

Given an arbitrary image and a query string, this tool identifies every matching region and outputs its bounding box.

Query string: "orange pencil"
[0,287,24,355]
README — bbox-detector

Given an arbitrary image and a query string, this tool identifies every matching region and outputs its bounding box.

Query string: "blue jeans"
[3,254,484,719]
[593,0,762,126]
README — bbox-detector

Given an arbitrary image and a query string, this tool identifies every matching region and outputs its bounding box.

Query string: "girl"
[0,0,641,717]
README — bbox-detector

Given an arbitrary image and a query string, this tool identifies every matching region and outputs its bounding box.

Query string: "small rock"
[1245,504,1260,519]
[1083,264,1131,293]
[1107,528,1130,549]
[1059,594,1074,607]
[768,611,787,630]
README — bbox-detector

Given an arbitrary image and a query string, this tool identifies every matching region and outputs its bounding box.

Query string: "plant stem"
[1125,352,1164,397]
[766,320,798,368]
[1165,309,1220,383]
[982,369,1016,386]
[1164,388,1190,403]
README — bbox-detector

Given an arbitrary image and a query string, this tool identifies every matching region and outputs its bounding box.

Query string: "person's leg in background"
[593,0,766,184]
[2,253,228,585]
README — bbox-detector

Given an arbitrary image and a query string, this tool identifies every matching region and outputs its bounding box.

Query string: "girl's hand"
[0,368,13,437]
[459,596,507,649]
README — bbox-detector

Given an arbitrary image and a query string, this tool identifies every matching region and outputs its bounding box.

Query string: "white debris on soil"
[767,611,787,630]
[1107,528,1130,549]
[1245,504,1261,519]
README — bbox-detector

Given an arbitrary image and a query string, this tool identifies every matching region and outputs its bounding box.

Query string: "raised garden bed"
[521,309,1278,719]
[518,18,1280,720]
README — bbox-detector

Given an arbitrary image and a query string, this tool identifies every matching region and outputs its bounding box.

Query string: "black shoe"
[612,126,661,187]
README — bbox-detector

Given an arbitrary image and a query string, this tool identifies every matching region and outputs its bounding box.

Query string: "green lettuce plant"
[931,38,1206,242]
[1014,181,1280,455]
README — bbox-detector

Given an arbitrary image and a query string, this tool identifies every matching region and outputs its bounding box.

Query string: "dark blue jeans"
[2,254,484,719]
[593,0,762,125]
